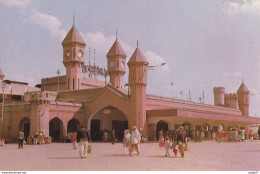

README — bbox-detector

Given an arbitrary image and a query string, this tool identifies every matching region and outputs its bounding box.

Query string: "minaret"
[106,31,127,89]
[237,81,250,116]
[127,41,149,132]
[62,17,86,90]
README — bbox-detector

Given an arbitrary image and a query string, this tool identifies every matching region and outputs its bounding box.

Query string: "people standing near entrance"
[129,126,141,156]
[77,126,91,158]
[112,129,116,144]
[18,129,24,149]
[177,126,187,158]
[159,129,164,141]
[71,131,77,150]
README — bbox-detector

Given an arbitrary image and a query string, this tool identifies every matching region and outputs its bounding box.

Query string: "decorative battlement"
[213,87,225,93]
[224,93,238,100]
[30,91,51,104]
[224,93,238,109]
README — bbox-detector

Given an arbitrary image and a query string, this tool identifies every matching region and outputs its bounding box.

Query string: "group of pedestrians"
[122,126,142,156]
[163,126,189,158]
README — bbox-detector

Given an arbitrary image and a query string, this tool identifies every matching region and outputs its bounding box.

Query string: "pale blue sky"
[0,0,260,117]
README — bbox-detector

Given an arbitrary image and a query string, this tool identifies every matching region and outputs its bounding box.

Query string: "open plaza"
[0,140,260,171]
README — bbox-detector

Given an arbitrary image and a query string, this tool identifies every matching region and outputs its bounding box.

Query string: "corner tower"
[62,23,86,90]
[106,39,127,89]
[237,81,250,116]
[127,42,149,132]
[213,87,225,107]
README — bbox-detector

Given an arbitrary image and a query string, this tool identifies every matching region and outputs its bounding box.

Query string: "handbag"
[87,144,92,154]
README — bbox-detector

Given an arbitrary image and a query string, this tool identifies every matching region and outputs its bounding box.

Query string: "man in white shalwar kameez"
[129,126,141,156]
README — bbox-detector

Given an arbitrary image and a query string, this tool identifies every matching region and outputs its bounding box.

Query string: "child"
[249,130,254,142]
[165,137,171,157]
[172,140,178,157]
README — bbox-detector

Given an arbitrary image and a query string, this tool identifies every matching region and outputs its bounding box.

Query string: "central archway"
[89,106,128,142]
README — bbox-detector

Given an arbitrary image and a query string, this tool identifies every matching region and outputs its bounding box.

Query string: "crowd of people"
[1,124,259,160]
[26,131,51,145]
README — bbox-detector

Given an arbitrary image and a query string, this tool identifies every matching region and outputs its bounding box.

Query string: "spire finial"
[242,78,244,83]
[137,40,139,48]
[115,27,118,40]
[73,15,76,26]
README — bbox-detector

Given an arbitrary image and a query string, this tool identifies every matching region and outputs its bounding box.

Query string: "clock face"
[77,50,83,58]
[66,50,70,57]
[120,62,125,69]
[110,61,115,68]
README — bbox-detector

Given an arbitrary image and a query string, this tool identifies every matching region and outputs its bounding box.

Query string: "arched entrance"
[67,118,80,133]
[19,118,30,141]
[156,120,168,140]
[89,106,128,142]
[49,117,63,142]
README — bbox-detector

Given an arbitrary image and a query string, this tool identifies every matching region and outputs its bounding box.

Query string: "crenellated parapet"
[224,93,238,109]
[30,91,51,105]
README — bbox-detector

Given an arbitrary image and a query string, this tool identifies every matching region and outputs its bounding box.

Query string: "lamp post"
[57,69,60,91]
[0,81,6,139]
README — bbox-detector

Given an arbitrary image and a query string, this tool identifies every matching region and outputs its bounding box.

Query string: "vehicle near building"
[228,131,239,142]
[253,133,259,140]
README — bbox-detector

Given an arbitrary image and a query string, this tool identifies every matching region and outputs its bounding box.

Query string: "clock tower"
[106,39,127,89]
[62,23,86,90]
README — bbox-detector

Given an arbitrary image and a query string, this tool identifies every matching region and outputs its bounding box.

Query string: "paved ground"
[0,140,260,171]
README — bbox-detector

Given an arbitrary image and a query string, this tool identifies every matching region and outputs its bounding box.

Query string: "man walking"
[77,126,91,158]
[129,126,141,156]
[18,129,24,149]
[177,126,186,157]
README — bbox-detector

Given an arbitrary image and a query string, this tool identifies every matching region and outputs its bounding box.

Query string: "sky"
[0,0,260,117]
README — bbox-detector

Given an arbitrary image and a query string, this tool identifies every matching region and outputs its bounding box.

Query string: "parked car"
[228,131,239,142]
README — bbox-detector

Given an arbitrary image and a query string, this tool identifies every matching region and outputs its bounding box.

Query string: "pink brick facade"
[0,23,260,142]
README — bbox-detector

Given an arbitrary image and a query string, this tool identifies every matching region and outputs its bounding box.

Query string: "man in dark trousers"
[18,129,24,149]
[177,126,187,158]
[77,126,91,158]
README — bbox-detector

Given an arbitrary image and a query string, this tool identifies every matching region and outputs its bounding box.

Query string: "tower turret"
[62,23,86,90]
[30,91,51,136]
[106,39,127,89]
[213,87,225,107]
[237,81,250,116]
[224,93,238,109]
[127,42,149,132]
